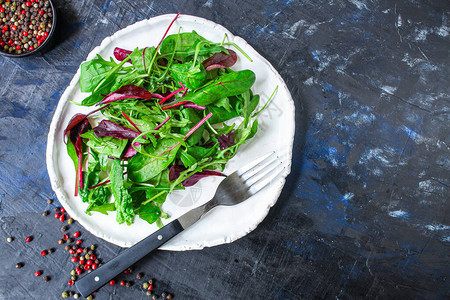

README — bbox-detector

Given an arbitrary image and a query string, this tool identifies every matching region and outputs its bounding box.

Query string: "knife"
[75,151,280,297]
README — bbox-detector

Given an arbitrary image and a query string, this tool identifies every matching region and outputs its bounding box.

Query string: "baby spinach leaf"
[110,159,135,225]
[130,47,156,74]
[171,62,207,89]
[138,203,161,224]
[87,202,116,215]
[160,31,226,59]
[183,70,256,106]
[127,139,180,182]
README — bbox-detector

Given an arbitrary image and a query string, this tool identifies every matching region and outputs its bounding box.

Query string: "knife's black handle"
[75,220,183,297]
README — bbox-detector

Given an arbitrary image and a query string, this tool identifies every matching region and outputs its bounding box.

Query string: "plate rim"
[46,14,295,250]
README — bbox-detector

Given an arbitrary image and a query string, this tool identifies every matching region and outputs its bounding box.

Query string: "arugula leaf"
[80,54,117,93]
[81,130,128,158]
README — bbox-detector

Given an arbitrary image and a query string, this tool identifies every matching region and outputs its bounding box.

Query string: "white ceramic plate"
[46,14,295,250]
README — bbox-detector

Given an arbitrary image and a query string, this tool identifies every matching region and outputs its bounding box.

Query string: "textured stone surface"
[0,0,448,299]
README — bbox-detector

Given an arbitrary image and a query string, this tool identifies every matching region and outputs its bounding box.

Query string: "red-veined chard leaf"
[202,49,237,71]
[218,130,235,150]
[113,47,132,61]
[168,165,224,187]
[100,85,156,105]
[93,120,140,139]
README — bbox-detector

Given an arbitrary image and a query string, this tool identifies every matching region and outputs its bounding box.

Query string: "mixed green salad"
[64,14,274,227]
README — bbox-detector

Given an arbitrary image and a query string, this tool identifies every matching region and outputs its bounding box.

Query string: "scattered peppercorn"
[60,207,66,213]
[16,262,23,269]
[76,239,82,245]
[90,244,96,250]
[143,282,149,289]
[148,284,153,291]
[86,296,92,300]
[73,294,80,299]
[61,291,68,298]
[67,218,74,224]
[43,276,50,282]
[58,239,64,245]
[73,231,80,238]
[62,234,68,241]
[47,199,53,204]
[70,270,76,276]
[146,291,152,296]
[166,293,173,300]
[6,237,13,242]
[148,279,153,285]
[67,238,73,244]
[137,272,143,279]
[48,248,54,254]
[65,245,70,251]
[110,280,115,286]
[42,210,49,216]
[54,212,61,219]
[126,281,132,287]
[59,214,65,222]
[152,295,158,300]
[34,270,42,277]
[68,291,74,297]
[25,236,32,243]
[40,250,47,256]
[120,280,126,286]
[68,279,75,286]
[54,207,60,212]
[60,225,67,232]
[161,292,167,298]
[71,275,77,281]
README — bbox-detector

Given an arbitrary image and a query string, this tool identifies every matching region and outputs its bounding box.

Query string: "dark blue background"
[1,0,448,299]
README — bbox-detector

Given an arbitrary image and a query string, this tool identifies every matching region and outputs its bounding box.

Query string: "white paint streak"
[348,0,368,10]
[203,0,213,8]
[381,85,398,94]
[425,224,450,231]
[389,210,408,218]
[343,192,354,201]
[397,15,403,27]
[415,28,431,41]
[304,77,314,86]
[315,113,323,121]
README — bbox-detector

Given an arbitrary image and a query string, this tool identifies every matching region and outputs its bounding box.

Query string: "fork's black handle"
[75,220,183,297]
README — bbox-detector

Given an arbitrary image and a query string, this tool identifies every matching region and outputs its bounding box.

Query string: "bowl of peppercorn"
[0,0,56,57]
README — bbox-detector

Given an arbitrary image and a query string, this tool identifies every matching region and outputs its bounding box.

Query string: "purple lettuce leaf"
[201,49,237,72]
[218,130,235,150]
[100,85,156,105]
[169,165,224,187]
[93,120,140,139]
[114,47,132,61]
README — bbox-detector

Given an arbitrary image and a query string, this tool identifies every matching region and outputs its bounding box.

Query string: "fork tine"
[236,151,275,178]
[240,156,278,182]
[248,167,285,195]
[244,161,282,187]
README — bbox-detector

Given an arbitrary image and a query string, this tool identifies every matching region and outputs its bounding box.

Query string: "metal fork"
[76,152,283,297]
